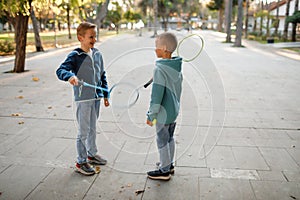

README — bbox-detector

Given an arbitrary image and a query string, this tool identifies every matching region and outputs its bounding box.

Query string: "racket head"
[109,82,140,109]
[176,34,204,62]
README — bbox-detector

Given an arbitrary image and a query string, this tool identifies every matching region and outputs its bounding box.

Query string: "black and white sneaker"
[147,169,171,181]
[88,155,107,165]
[156,162,175,174]
[75,163,95,176]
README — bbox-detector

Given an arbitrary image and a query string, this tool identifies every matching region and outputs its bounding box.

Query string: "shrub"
[0,40,15,55]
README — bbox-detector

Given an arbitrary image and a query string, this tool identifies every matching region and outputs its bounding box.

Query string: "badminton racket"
[144,34,205,88]
[78,79,153,108]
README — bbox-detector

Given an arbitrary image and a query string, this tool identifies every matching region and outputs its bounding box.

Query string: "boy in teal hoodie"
[146,32,183,181]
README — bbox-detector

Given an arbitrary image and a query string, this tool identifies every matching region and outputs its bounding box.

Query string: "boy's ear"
[77,34,82,42]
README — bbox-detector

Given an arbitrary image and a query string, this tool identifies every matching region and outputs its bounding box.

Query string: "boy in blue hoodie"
[56,22,109,176]
[146,32,183,181]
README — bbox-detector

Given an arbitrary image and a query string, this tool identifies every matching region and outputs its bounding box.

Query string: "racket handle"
[144,78,153,88]
[78,80,84,85]
[152,119,157,125]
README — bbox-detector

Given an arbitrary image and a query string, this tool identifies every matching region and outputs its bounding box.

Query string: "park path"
[0,30,299,200]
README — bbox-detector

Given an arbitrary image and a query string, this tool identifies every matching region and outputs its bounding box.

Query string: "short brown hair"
[156,32,178,53]
[77,22,97,36]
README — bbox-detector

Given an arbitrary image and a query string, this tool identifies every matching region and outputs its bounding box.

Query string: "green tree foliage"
[0,0,48,72]
[106,2,122,33]
[287,10,300,23]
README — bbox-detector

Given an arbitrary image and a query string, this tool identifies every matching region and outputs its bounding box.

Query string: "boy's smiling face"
[78,28,97,52]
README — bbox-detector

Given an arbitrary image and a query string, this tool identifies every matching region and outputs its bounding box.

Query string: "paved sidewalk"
[0,30,299,200]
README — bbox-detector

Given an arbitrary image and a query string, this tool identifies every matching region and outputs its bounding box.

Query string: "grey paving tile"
[251,181,300,200]
[0,165,52,200]
[143,176,199,200]
[29,137,73,160]
[282,170,300,182]
[0,117,29,135]
[55,145,77,165]
[199,178,256,200]
[232,146,269,170]
[176,143,207,168]
[259,147,299,171]
[205,146,237,169]
[3,135,53,157]
[26,168,97,200]
[286,130,300,140]
[254,137,299,148]
[0,133,29,154]
[257,170,286,181]
[0,162,10,174]
[287,148,300,166]
[175,166,210,177]
[210,168,260,180]
[217,136,256,147]
[84,169,146,200]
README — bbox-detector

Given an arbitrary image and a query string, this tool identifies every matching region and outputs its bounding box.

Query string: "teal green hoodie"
[147,56,183,124]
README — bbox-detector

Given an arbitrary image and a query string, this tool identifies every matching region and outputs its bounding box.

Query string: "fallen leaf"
[94,166,101,174]
[135,190,145,196]
[32,77,40,82]
[11,113,22,117]
[16,96,24,99]
[48,106,52,109]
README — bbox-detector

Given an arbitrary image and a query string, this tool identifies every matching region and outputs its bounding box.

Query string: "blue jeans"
[76,100,100,164]
[156,122,176,173]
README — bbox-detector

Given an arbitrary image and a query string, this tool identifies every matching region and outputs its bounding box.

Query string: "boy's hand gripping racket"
[78,79,153,109]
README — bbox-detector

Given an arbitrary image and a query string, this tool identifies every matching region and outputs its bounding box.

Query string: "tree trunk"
[266,4,270,37]
[153,0,158,37]
[291,0,299,41]
[30,6,44,52]
[259,1,263,36]
[234,0,243,47]
[14,14,29,73]
[225,0,233,43]
[95,0,110,41]
[67,5,71,39]
[283,0,291,42]
[245,0,249,38]
[274,0,280,36]
[253,17,257,32]
[218,8,224,32]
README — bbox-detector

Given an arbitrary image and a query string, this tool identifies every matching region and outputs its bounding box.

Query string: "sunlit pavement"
[0,30,299,199]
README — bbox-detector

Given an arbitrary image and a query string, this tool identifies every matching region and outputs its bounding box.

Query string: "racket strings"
[176,34,204,62]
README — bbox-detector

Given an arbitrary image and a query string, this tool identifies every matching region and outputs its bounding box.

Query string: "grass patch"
[0,29,118,54]
[284,47,300,53]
